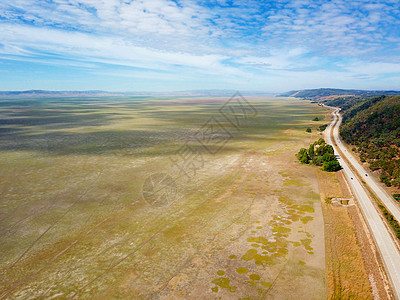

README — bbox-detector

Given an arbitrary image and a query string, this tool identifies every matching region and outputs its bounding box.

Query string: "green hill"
[279,88,400,100]
[339,95,400,188]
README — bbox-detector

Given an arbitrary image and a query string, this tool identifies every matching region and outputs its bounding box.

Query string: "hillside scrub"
[338,95,400,188]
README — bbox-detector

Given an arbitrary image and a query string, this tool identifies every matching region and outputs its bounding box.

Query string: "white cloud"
[1,0,400,91]
[0,23,243,76]
[341,61,400,76]
[1,0,213,39]
[262,0,400,57]
[234,47,311,70]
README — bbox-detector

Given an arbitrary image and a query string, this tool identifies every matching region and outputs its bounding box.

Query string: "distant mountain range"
[0,90,123,98]
[279,88,400,100]
[0,89,253,98]
[2,88,399,99]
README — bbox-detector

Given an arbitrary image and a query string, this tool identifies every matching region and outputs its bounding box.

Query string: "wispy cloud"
[262,0,400,57]
[0,0,400,91]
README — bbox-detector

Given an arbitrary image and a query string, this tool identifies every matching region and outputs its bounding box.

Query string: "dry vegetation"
[0,96,363,298]
[317,169,373,299]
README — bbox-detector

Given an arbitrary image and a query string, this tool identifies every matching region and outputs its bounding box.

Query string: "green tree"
[308,144,315,157]
[300,152,310,164]
[319,124,328,131]
[322,161,342,172]
[306,127,311,133]
[297,148,308,157]
[313,156,324,166]
[322,153,336,162]
[316,144,334,156]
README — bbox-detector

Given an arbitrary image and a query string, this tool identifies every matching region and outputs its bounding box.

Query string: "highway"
[326,107,400,299]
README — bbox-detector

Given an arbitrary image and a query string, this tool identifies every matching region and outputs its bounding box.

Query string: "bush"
[319,124,328,131]
[380,173,392,187]
[300,152,310,164]
[308,144,315,157]
[316,144,334,156]
[322,153,336,162]
[313,117,320,121]
[313,156,324,166]
[297,148,310,164]
[322,161,342,172]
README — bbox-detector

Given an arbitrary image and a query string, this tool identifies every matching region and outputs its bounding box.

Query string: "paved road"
[326,108,400,299]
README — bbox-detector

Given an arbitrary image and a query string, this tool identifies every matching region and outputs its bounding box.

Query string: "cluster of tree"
[326,95,400,188]
[297,138,342,172]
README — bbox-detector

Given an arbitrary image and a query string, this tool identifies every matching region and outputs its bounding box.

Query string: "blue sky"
[0,0,400,92]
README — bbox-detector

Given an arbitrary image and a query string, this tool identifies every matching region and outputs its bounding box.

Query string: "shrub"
[322,161,342,172]
[300,152,310,164]
[313,156,324,166]
[319,124,328,131]
[380,173,392,187]
[322,153,336,162]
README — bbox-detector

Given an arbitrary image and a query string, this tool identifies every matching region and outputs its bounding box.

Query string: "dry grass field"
[317,169,374,299]
[0,95,332,298]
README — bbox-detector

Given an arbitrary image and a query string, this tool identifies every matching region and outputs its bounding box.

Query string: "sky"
[0,0,400,92]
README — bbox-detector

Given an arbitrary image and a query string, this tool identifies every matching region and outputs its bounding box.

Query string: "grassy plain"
[0,95,328,299]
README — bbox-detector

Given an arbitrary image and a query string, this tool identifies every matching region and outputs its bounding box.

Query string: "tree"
[297,148,307,157]
[308,144,315,157]
[316,144,334,156]
[313,117,320,121]
[380,172,392,187]
[319,124,328,131]
[322,161,342,172]
[306,127,311,133]
[300,152,310,164]
[323,145,334,155]
[297,148,310,164]
[313,156,324,166]
[322,153,336,162]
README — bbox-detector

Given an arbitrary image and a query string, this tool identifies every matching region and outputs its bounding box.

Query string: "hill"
[334,95,400,189]
[279,88,400,101]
